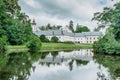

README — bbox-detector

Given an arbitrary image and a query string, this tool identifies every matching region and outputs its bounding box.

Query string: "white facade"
[39,31,102,44]
[33,23,102,44]
[75,37,86,43]
[85,36,99,43]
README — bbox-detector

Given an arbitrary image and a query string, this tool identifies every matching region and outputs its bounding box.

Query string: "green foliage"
[3,0,21,15]
[0,52,33,80]
[27,36,42,53]
[39,35,49,42]
[75,25,90,33]
[94,28,99,31]
[93,2,120,55]
[39,24,62,30]
[63,41,74,44]
[6,19,32,45]
[0,0,33,45]
[51,36,59,43]
[94,54,120,78]
[0,0,8,37]
[68,20,74,32]
[93,28,120,54]
[0,36,7,53]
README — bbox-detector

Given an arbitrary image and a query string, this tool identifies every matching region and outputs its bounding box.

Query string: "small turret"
[31,19,37,32]
[32,19,36,25]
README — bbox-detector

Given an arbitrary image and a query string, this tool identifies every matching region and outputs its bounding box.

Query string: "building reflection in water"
[29,49,117,80]
[38,49,93,71]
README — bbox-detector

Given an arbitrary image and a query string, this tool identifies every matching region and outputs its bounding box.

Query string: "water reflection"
[0,49,119,80]
[29,49,114,80]
[94,54,120,80]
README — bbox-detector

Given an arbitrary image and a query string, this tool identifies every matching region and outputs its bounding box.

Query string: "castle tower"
[32,19,37,32]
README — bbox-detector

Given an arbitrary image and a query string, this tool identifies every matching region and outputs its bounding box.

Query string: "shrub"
[63,41,74,44]
[51,36,59,43]
[93,29,120,55]
[39,35,49,42]
[27,35,42,53]
[0,36,7,53]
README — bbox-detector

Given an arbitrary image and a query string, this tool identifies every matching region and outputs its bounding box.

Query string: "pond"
[0,49,120,80]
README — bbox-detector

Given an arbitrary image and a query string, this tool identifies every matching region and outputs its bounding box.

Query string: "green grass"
[41,43,92,51]
[6,43,93,53]
[6,45,28,53]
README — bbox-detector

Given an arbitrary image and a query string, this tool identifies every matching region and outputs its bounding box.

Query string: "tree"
[0,0,8,37]
[6,19,32,45]
[75,25,90,33]
[0,0,33,45]
[57,25,62,29]
[94,28,99,31]
[39,35,49,42]
[51,36,59,43]
[0,36,7,53]
[92,2,120,54]
[68,20,74,32]
[39,24,62,31]
[27,36,41,53]
[39,26,46,30]
[46,23,52,30]
[3,0,21,15]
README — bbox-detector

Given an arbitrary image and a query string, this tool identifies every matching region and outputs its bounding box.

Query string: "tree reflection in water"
[0,52,41,80]
[94,54,120,80]
[0,49,119,80]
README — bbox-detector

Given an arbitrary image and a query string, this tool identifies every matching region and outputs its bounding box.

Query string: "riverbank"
[6,43,93,53]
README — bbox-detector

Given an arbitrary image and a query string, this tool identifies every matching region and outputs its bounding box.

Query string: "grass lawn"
[6,43,93,53]
[41,43,92,51]
[6,45,28,53]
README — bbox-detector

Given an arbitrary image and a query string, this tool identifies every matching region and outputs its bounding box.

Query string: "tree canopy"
[0,0,41,52]
[93,2,120,55]
[68,20,74,32]
[51,36,59,43]
[39,35,49,42]
[75,24,90,33]
[0,0,33,45]
[39,24,62,30]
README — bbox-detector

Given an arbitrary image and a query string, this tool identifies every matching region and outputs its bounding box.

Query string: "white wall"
[85,36,99,43]
[46,35,100,44]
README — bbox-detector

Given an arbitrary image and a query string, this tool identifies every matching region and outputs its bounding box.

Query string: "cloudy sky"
[18,0,118,31]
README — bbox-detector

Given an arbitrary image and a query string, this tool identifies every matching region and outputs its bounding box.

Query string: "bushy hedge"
[27,35,42,53]
[93,28,120,55]
[39,35,49,42]
[63,41,74,44]
[0,36,7,53]
[51,36,59,43]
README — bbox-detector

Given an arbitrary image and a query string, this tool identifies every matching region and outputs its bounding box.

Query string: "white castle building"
[32,20,102,44]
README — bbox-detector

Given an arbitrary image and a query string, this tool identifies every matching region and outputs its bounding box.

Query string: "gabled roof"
[74,33,84,37]
[82,32,102,36]
[34,30,102,37]
[34,30,63,36]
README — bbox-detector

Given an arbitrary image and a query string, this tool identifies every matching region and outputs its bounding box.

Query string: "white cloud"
[23,0,41,9]
[19,0,119,31]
